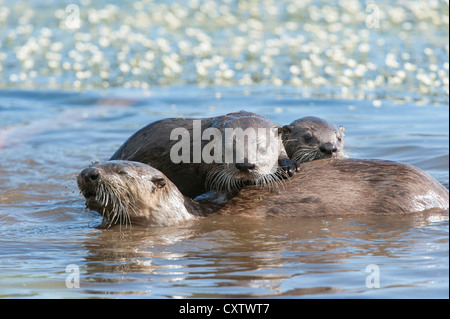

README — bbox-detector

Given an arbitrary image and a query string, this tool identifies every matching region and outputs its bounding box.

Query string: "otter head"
[282,116,345,163]
[204,114,287,193]
[77,161,193,227]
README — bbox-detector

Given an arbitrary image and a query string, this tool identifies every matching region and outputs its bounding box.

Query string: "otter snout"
[235,162,256,172]
[78,167,101,185]
[77,167,102,199]
[319,142,338,155]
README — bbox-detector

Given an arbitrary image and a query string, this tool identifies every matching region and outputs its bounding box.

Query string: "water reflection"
[79,212,448,298]
[0,88,447,298]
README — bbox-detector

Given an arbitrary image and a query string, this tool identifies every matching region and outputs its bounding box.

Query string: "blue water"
[0,87,448,298]
[0,0,448,299]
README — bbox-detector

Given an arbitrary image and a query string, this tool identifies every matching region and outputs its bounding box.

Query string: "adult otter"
[110,111,298,198]
[77,161,214,227]
[77,159,449,227]
[282,116,345,162]
[218,159,449,217]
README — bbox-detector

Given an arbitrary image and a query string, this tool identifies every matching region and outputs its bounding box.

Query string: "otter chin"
[77,159,449,228]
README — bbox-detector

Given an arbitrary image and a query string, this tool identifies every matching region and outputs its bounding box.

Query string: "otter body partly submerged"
[77,159,449,227]
[218,158,449,217]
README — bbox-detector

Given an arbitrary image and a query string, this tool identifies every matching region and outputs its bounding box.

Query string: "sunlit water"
[0,0,448,299]
[0,87,448,298]
[0,0,448,103]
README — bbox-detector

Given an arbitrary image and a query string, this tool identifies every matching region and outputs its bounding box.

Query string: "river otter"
[77,161,214,227]
[282,116,345,162]
[218,158,449,217]
[110,111,298,198]
[77,159,449,227]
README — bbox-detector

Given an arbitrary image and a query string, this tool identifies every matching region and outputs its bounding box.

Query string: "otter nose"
[235,162,256,172]
[319,142,337,154]
[82,167,99,183]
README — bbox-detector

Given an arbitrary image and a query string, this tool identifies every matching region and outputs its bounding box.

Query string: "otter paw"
[278,158,299,178]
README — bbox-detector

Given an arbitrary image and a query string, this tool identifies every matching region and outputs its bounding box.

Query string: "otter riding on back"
[282,116,345,162]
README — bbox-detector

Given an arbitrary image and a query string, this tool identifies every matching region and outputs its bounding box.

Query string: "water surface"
[0,87,448,298]
[0,0,448,300]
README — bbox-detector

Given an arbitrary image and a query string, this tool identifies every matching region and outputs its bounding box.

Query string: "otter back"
[217,158,449,217]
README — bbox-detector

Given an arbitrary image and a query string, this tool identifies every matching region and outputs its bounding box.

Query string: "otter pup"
[110,111,298,198]
[282,116,345,162]
[77,159,449,228]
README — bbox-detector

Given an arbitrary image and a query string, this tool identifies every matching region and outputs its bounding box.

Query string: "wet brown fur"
[216,158,449,217]
[78,159,449,227]
[282,116,345,162]
[110,111,293,198]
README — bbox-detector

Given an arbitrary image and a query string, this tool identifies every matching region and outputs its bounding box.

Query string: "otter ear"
[151,176,167,188]
[282,125,293,137]
[339,126,345,136]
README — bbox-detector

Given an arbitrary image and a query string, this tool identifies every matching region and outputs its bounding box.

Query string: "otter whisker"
[266,175,282,192]
[255,173,271,190]
[233,176,244,193]
[126,204,139,227]
[121,203,131,229]
[292,147,322,163]
[226,173,238,194]
[118,201,126,228]
[207,169,220,189]
[102,184,110,208]
[111,199,126,227]
[225,172,240,194]
[205,165,226,191]
[271,170,288,191]
[213,171,225,192]
[210,169,225,192]
[113,191,134,229]
[97,181,130,228]
[206,159,286,195]
[225,172,237,193]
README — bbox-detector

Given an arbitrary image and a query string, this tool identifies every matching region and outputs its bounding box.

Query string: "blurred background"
[0,0,448,104]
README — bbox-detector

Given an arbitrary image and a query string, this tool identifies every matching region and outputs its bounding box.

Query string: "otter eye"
[337,136,342,142]
[151,176,167,188]
[302,134,312,143]
[117,170,128,175]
